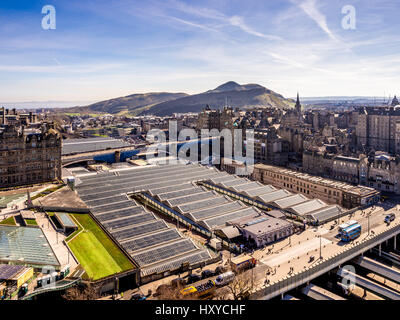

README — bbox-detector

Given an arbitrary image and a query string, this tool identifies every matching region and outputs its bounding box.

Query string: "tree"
[215,270,255,300]
[62,283,101,300]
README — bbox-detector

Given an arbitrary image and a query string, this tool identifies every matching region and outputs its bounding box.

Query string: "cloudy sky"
[1,0,400,105]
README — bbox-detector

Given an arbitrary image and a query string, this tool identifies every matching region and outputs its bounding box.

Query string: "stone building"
[0,107,38,126]
[252,128,289,166]
[0,123,62,187]
[356,106,400,155]
[252,163,380,209]
[196,105,234,132]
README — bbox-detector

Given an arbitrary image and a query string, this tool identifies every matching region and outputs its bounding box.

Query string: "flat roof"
[55,213,77,228]
[242,217,292,235]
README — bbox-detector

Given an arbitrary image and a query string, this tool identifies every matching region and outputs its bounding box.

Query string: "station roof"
[0,226,60,267]
[288,199,327,216]
[309,205,343,224]
[271,194,309,209]
[62,137,131,156]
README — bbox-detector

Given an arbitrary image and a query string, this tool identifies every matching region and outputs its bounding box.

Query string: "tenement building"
[0,107,38,126]
[252,164,380,209]
[0,123,62,187]
[356,105,400,155]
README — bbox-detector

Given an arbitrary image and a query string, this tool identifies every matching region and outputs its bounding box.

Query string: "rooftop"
[0,226,60,267]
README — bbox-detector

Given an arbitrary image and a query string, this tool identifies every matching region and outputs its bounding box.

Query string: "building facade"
[0,123,62,187]
[356,106,400,155]
[252,164,380,209]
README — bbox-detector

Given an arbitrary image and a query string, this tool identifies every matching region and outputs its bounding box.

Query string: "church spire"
[295,92,301,114]
[392,95,399,106]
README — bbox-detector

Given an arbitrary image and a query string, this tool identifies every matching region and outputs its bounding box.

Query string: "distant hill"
[140,81,293,116]
[64,92,188,116]
[63,81,293,116]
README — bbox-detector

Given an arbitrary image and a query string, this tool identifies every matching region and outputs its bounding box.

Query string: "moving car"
[385,213,396,223]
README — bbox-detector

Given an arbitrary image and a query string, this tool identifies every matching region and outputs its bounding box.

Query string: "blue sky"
[1,0,400,105]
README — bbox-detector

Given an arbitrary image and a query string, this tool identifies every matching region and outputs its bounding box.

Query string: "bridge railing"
[250,223,400,300]
[21,278,81,300]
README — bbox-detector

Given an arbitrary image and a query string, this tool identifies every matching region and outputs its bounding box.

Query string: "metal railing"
[250,223,400,300]
[21,278,81,300]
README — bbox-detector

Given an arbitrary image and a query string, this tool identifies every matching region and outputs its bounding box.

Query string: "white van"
[215,272,235,286]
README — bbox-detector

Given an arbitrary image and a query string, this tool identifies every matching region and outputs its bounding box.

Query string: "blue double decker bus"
[340,223,361,242]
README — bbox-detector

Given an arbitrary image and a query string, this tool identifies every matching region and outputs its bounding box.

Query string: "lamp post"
[319,235,322,260]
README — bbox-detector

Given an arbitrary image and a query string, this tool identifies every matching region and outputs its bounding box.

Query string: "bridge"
[352,255,400,284]
[62,146,139,166]
[21,278,81,300]
[62,137,217,167]
[337,268,400,300]
[300,283,346,300]
[250,221,400,300]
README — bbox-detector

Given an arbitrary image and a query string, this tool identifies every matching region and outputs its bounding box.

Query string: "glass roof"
[0,226,60,267]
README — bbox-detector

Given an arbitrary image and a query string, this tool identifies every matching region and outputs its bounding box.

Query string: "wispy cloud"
[228,15,281,41]
[165,0,281,40]
[168,16,218,33]
[291,0,337,40]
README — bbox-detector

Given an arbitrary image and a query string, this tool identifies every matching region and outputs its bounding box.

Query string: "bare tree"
[62,283,101,300]
[215,271,255,300]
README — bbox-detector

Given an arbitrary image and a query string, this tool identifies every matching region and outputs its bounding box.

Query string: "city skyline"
[1,0,400,103]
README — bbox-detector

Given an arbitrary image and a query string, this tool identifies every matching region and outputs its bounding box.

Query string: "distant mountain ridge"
[141,82,292,116]
[64,81,293,116]
[64,92,188,115]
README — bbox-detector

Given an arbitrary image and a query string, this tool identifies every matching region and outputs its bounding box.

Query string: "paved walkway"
[261,237,332,267]
[249,205,400,294]
[35,212,79,270]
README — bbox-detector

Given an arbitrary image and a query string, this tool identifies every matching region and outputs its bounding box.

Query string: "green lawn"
[67,214,133,281]
[25,219,38,226]
[0,217,16,225]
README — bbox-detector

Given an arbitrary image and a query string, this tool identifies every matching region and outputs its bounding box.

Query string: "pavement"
[35,211,79,270]
[0,185,53,221]
[246,202,400,294]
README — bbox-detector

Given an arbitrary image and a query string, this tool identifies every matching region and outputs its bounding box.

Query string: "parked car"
[187,274,201,284]
[215,272,235,286]
[130,293,146,300]
[215,266,226,275]
[201,270,214,279]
